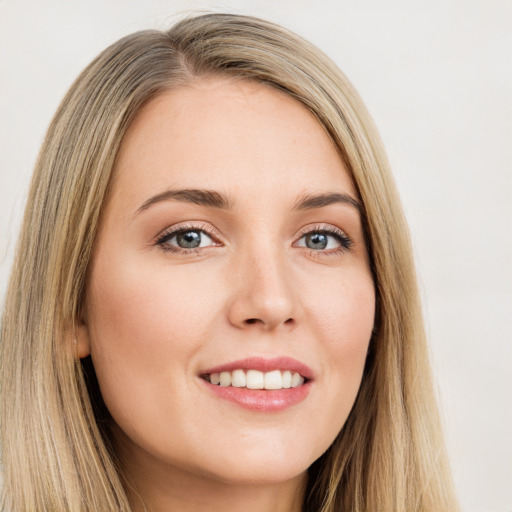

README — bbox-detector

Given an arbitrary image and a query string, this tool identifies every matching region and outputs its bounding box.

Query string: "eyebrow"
[292,192,361,212]
[135,188,361,216]
[135,188,234,215]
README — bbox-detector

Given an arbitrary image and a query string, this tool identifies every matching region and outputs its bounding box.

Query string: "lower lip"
[202,380,312,412]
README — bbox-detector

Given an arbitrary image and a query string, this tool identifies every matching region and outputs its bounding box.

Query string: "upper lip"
[201,356,314,380]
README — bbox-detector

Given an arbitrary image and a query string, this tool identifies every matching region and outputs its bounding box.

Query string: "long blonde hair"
[0,13,459,512]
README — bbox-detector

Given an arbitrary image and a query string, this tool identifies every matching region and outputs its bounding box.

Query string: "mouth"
[201,369,307,390]
[199,357,313,412]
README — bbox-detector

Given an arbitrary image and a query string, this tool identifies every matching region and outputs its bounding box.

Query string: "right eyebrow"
[134,188,234,217]
[292,192,362,213]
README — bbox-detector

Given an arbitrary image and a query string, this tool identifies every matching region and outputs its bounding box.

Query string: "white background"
[0,1,511,510]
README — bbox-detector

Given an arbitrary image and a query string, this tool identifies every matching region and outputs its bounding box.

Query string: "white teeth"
[231,369,246,387]
[291,372,304,387]
[264,370,282,390]
[282,370,292,389]
[246,370,264,389]
[206,369,306,389]
[219,371,231,387]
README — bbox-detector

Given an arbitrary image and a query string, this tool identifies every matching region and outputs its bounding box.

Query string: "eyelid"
[154,221,223,248]
[293,223,352,251]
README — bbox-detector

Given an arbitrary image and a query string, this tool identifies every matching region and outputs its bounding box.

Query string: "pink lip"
[199,357,313,412]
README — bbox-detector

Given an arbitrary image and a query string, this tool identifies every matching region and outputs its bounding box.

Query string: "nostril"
[243,317,294,326]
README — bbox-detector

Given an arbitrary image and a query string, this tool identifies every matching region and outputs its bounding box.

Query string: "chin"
[188,438,321,486]
[203,459,310,487]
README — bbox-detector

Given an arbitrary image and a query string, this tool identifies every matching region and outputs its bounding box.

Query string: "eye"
[295,227,352,252]
[156,227,216,252]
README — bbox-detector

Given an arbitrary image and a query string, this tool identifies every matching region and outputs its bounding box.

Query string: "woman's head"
[78,75,375,499]
[0,13,457,512]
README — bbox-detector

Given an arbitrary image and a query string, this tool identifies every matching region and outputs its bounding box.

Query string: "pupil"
[177,231,201,248]
[306,233,328,250]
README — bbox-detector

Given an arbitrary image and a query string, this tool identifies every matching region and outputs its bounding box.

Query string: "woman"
[0,13,459,512]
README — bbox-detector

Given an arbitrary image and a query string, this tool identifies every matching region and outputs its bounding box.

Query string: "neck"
[126,468,306,512]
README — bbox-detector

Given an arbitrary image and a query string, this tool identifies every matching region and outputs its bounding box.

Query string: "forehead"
[111,77,356,209]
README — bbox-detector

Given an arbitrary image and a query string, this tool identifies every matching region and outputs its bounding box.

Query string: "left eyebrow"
[292,192,362,213]
[134,188,234,217]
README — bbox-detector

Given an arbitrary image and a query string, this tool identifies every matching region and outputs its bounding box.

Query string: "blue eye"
[304,233,330,250]
[295,229,351,251]
[157,229,214,251]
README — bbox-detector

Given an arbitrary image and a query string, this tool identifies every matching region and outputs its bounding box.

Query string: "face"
[79,77,375,489]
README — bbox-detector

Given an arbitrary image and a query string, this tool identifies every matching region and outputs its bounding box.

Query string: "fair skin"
[78,77,375,512]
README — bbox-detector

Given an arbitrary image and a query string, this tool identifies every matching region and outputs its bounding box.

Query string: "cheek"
[305,266,375,347]
[88,254,216,346]
[304,268,375,406]
[84,254,221,412]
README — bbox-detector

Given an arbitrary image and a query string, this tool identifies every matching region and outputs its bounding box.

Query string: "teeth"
[282,370,292,388]
[206,369,306,389]
[291,372,305,387]
[246,370,264,389]
[219,371,231,387]
[231,369,246,387]
[264,370,282,390]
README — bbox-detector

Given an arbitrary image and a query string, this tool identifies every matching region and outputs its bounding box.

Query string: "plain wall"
[1,1,511,510]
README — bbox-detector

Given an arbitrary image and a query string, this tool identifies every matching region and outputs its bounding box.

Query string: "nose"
[227,249,300,332]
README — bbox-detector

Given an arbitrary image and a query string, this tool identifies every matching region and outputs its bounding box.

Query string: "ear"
[75,320,91,359]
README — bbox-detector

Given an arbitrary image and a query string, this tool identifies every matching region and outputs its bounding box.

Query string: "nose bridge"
[227,233,298,331]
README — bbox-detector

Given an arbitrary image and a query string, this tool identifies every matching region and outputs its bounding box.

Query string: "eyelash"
[294,224,352,255]
[154,223,352,255]
[155,222,220,254]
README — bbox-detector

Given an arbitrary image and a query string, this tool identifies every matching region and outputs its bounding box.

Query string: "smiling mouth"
[201,369,306,390]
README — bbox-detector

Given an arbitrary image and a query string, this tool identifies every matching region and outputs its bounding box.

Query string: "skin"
[78,77,375,512]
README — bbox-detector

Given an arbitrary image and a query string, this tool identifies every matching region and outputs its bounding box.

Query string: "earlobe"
[75,321,91,359]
